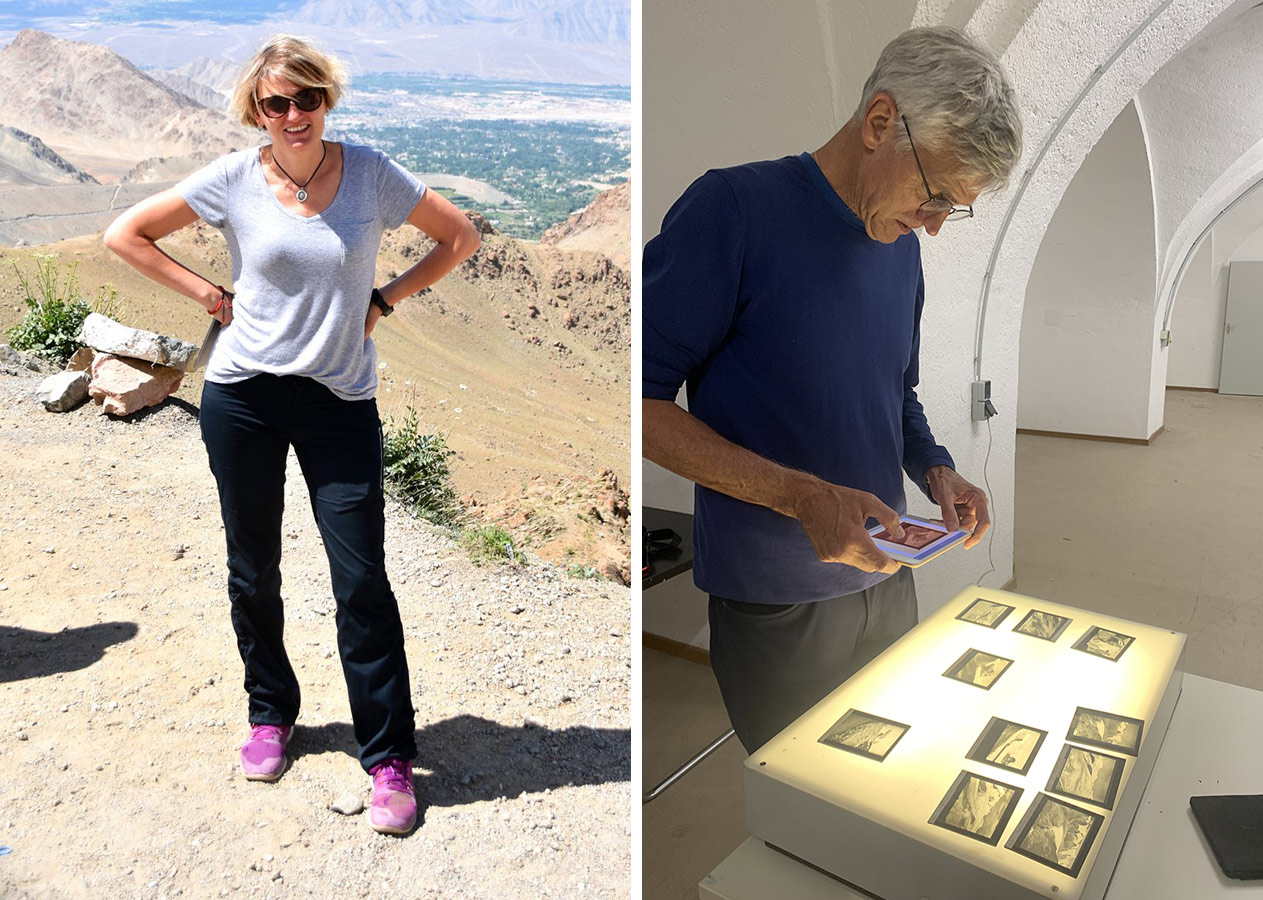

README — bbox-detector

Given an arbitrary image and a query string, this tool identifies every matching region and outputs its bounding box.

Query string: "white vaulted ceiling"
[641,0,1263,605]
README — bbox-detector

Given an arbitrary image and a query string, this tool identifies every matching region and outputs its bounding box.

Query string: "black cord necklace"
[270,140,327,203]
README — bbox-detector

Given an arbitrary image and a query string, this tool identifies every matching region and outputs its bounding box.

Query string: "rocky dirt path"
[0,365,631,900]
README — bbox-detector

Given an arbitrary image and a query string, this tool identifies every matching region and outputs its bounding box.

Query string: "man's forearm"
[642,397,902,571]
[642,397,812,519]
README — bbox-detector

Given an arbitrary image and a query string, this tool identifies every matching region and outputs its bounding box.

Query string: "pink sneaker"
[368,759,416,834]
[240,724,293,781]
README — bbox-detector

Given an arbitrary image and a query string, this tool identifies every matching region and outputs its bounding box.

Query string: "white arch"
[909,0,1247,597]
[1017,101,1158,440]
[1003,1,1263,443]
[1157,146,1263,336]
[639,0,1262,610]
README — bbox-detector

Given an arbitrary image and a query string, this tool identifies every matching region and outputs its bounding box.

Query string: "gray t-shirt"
[177,142,425,401]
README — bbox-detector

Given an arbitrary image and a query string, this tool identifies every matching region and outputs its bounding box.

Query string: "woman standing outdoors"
[104,34,481,835]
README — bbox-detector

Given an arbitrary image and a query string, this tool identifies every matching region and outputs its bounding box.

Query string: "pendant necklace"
[270,140,326,203]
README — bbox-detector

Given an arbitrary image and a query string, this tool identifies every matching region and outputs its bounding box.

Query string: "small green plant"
[460,525,521,566]
[381,404,462,526]
[566,562,603,580]
[5,254,111,365]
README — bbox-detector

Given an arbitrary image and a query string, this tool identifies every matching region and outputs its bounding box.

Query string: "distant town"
[334,75,630,239]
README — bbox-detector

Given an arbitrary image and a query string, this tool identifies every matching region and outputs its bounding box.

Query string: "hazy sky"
[0,0,306,31]
[0,1,631,83]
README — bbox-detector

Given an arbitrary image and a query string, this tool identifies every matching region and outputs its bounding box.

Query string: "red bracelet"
[207,286,234,316]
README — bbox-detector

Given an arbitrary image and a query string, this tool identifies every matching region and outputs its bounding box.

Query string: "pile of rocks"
[34,313,197,415]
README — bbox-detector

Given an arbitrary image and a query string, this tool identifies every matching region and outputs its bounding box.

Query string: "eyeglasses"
[257,87,324,118]
[902,115,974,222]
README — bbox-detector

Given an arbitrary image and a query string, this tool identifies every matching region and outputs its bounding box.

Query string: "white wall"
[1167,194,1263,388]
[641,0,1251,642]
[1140,6,1263,293]
[642,0,919,238]
[1166,238,1220,388]
[641,0,918,644]
[642,0,918,519]
[1018,102,1158,440]
[1014,2,1263,433]
[1229,221,1263,262]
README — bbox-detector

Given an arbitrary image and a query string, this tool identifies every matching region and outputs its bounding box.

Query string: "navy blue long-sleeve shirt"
[643,152,954,603]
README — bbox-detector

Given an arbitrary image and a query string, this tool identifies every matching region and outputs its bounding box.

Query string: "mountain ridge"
[0,125,99,187]
[541,180,629,270]
[0,29,256,181]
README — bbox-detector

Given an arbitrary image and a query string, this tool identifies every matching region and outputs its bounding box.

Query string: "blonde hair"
[231,34,348,129]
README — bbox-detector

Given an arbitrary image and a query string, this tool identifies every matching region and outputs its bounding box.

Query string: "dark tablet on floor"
[1190,794,1263,880]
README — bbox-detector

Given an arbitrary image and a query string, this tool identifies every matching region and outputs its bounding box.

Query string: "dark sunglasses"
[257,87,324,118]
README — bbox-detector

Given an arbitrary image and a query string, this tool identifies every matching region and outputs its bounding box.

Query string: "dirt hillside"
[541,182,631,272]
[0,209,631,582]
[0,359,631,900]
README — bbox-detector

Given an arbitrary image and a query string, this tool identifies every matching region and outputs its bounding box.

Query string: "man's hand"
[790,477,904,574]
[642,399,906,574]
[926,465,991,549]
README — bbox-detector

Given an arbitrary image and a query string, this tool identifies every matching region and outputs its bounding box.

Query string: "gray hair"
[856,26,1022,193]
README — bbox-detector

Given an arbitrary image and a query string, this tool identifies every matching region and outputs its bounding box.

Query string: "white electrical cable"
[975,413,997,587]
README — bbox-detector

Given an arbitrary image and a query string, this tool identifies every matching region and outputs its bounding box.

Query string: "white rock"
[80,313,196,372]
[35,370,90,412]
[330,793,364,815]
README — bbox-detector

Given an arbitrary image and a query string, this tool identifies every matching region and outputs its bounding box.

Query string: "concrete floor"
[640,389,1263,899]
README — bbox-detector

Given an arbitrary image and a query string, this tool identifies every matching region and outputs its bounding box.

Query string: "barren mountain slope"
[0,126,99,187]
[123,151,223,185]
[541,181,630,271]
[147,70,231,111]
[168,57,243,96]
[0,210,630,580]
[0,30,255,180]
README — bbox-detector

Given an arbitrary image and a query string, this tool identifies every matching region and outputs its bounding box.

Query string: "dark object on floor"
[1190,794,1263,879]
[645,527,682,569]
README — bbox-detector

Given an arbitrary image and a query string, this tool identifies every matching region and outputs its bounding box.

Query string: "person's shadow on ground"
[0,622,139,683]
[292,715,630,828]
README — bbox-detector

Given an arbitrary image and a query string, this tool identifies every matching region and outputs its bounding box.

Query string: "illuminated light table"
[701,674,1263,899]
[697,588,1258,900]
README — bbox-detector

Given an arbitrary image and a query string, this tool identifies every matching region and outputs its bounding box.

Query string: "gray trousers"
[708,567,918,753]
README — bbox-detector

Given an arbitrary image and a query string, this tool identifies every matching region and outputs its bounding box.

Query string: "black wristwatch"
[370,287,394,317]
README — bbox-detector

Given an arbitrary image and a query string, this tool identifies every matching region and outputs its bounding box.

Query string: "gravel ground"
[0,364,631,900]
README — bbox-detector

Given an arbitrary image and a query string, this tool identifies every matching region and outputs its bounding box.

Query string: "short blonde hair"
[231,34,348,129]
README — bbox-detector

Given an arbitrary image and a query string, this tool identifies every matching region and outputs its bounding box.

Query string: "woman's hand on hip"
[364,303,383,339]
[206,285,234,327]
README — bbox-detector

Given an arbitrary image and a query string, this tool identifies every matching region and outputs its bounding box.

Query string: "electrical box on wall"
[972,380,997,421]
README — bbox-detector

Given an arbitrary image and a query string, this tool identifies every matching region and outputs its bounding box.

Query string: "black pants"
[708,567,918,754]
[200,374,416,772]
